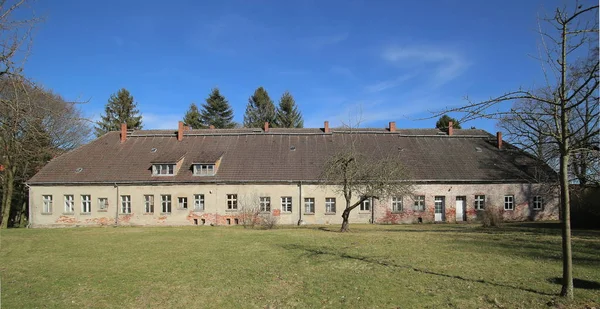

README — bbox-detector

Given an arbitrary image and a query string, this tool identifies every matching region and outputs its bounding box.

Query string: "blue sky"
[23,0,591,132]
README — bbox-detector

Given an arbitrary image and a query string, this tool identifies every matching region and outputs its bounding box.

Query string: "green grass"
[1,223,599,309]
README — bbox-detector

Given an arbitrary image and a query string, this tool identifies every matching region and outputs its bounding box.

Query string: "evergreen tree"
[200,88,235,128]
[243,87,276,128]
[183,103,204,129]
[95,88,143,136]
[274,91,303,128]
[435,114,462,130]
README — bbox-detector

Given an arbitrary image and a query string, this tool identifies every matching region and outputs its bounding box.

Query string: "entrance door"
[456,196,466,221]
[434,196,445,222]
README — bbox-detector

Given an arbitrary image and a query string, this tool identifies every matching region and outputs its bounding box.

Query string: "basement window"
[193,164,215,176]
[152,164,175,176]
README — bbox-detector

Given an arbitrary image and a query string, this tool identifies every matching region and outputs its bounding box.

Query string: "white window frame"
[121,195,131,214]
[194,194,205,211]
[98,197,108,210]
[281,197,292,212]
[144,195,154,213]
[227,194,238,210]
[504,195,514,210]
[81,195,91,213]
[325,198,336,213]
[259,197,271,212]
[64,195,74,213]
[42,195,53,213]
[392,197,403,212]
[178,197,188,209]
[533,196,543,210]
[413,195,425,211]
[152,164,175,176]
[161,195,172,213]
[360,198,371,211]
[193,164,216,176]
[474,195,485,210]
[304,197,315,214]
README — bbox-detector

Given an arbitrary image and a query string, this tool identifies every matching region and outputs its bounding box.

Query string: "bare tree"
[439,3,598,299]
[0,0,40,77]
[319,125,413,232]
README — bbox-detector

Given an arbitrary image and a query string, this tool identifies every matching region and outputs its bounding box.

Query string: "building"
[27,121,559,227]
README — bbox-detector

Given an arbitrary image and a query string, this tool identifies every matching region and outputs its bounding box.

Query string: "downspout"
[297,181,303,225]
[114,183,119,227]
[371,197,374,224]
[25,183,32,228]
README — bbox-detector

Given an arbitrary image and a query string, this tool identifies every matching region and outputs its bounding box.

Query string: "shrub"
[481,206,502,227]
[238,206,260,229]
[258,212,278,229]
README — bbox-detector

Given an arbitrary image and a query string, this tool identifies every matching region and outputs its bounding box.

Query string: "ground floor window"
[194,194,204,211]
[474,195,485,210]
[281,197,292,212]
[360,198,371,211]
[413,195,425,211]
[120,195,131,213]
[98,197,108,210]
[64,195,74,213]
[533,196,543,210]
[304,198,315,214]
[504,195,514,210]
[42,195,53,213]
[227,194,237,210]
[81,195,91,213]
[178,197,188,209]
[325,198,336,213]
[392,197,403,212]
[144,195,154,213]
[161,195,172,213]
[260,197,271,212]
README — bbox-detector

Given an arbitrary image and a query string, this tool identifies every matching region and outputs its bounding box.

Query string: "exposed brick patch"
[273,209,281,217]
[84,217,113,226]
[56,216,78,224]
[119,214,134,224]
[157,215,168,224]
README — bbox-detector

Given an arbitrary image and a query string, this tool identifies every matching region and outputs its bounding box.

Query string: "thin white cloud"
[382,45,470,86]
[364,74,414,93]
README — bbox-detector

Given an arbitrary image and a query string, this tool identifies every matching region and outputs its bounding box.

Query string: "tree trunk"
[19,200,27,227]
[340,208,350,232]
[559,152,574,298]
[1,168,15,229]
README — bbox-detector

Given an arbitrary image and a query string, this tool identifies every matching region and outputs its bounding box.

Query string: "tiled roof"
[28,128,555,184]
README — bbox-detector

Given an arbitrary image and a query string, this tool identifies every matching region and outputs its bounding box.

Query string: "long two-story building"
[28,121,559,227]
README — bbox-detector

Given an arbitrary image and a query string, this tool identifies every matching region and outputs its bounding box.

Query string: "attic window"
[290,146,296,151]
[150,148,157,153]
[475,147,482,153]
[75,167,83,173]
[193,164,215,176]
[153,164,175,176]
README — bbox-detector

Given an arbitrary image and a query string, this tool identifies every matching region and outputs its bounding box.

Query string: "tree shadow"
[280,243,556,296]
[547,277,600,290]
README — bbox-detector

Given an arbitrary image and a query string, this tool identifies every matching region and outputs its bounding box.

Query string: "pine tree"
[435,114,462,130]
[243,87,276,128]
[95,88,143,137]
[183,103,204,129]
[200,88,235,128]
[274,91,303,128]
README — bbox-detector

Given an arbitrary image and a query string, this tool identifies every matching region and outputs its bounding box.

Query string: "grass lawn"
[1,222,599,308]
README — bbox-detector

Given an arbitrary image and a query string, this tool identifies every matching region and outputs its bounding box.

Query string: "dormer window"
[153,164,175,176]
[193,164,215,176]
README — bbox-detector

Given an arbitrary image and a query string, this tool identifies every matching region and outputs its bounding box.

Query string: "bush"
[258,212,278,229]
[481,206,502,227]
[238,206,260,229]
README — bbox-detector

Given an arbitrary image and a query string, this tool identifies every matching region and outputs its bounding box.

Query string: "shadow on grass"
[280,243,556,297]
[548,277,600,290]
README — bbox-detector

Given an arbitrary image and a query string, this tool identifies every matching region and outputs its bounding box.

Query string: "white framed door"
[456,196,466,221]
[434,196,445,222]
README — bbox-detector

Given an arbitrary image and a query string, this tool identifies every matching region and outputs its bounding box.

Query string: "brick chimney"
[209,125,215,129]
[389,121,396,132]
[120,123,127,143]
[264,122,270,132]
[178,121,184,141]
[324,121,330,133]
[497,131,502,149]
[448,121,454,136]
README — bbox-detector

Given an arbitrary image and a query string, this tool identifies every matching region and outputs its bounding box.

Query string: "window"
[504,195,514,210]
[260,197,271,212]
[413,195,425,211]
[281,197,292,212]
[81,195,91,213]
[474,195,485,210]
[152,164,175,176]
[533,196,543,210]
[64,195,74,213]
[325,198,336,213]
[360,198,371,211]
[194,194,205,211]
[144,195,154,213]
[193,164,215,176]
[227,194,237,210]
[98,198,108,210]
[161,195,172,213]
[121,195,131,214]
[178,197,188,209]
[304,198,315,214]
[392,197,403,212]
[42,195,53,213]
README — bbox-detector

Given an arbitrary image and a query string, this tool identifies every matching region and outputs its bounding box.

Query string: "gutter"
[297,181,302,225]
